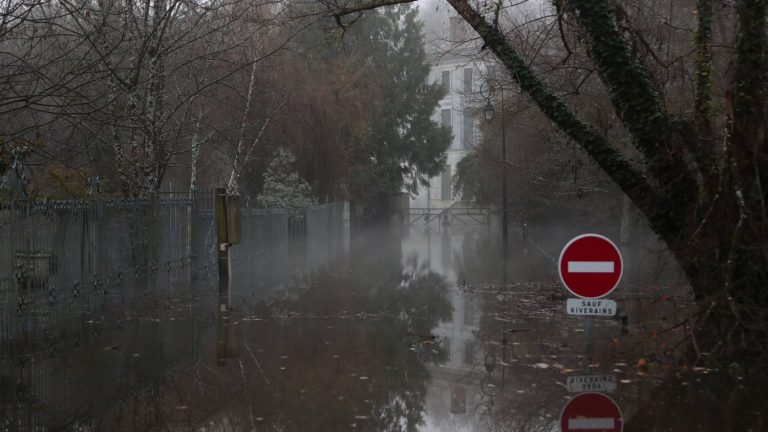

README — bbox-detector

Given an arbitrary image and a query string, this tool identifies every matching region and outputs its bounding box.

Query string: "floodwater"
[2,224,767,431]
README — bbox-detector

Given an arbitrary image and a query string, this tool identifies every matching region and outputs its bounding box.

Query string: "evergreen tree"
[347,6,451,220]
[289,5,451,221]
[257,147,316,213]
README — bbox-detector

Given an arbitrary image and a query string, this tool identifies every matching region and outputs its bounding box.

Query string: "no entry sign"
[560,392,623,432]
[559,234,623,299]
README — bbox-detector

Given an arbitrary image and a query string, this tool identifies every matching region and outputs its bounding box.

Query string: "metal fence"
[0,194,348,349]
[0,194,348,430]
[306,202,347,269]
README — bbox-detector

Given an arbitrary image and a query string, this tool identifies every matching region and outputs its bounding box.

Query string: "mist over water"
[2,218,766,431]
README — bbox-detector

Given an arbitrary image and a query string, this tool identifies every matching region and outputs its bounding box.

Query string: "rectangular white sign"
[568,418,615,429]
[566,374,617,393]
[567,261,614,273]
[566,298,617,316]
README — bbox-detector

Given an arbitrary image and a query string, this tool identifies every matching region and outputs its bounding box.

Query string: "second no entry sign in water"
[560,392,623,432]
[559,234,623,300]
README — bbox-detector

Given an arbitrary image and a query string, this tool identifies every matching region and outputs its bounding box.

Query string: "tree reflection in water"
[83,230,452,431]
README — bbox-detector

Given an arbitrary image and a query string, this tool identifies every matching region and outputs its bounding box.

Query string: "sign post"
[559,234,623,316]
[214,187,242,365]
[560,392,623,432]
[558,235,622,397]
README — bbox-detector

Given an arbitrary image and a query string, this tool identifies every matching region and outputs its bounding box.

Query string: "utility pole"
[500,85,508,279]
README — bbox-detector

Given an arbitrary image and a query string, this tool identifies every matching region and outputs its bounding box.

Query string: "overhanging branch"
[321,0,417,19]
[444,0,659,217]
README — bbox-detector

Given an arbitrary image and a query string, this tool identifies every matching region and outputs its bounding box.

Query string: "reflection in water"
[179,229,454,431]
[417,225,766,432]
[2,225,767,431]
[560,392,623,432]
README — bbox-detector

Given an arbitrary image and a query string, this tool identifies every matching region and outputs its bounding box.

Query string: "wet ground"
[2,225,767,431]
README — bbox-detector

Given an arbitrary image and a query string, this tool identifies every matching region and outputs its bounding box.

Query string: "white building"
[411,13,492,210]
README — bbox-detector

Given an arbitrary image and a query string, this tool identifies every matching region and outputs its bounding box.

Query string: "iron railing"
[0,194,348,348]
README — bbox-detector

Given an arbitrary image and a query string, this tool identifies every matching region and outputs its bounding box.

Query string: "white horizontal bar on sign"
[568,418,615,429]
[567,261,614,273]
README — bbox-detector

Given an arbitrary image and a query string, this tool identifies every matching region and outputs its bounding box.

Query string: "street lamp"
[483,101,494,122]
[480,79,508,278]
[479,325,510,411]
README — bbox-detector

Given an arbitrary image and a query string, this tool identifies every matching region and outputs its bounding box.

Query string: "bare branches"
[321,0,416,18]
[447,0,660,206]
[553,0,572,66]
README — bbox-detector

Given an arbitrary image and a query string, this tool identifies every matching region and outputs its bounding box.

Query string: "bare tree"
[0,0,307,197]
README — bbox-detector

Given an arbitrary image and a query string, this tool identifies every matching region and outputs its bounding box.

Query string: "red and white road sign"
[559,234,623,299]
[560,392,623,432]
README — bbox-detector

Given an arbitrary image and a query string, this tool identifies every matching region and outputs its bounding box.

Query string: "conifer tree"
[257,147,316,213]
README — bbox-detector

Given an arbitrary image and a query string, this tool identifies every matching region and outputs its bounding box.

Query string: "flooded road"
[2,225,766,431]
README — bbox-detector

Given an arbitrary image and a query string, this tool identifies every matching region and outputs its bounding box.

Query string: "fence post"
[214,188,230,363]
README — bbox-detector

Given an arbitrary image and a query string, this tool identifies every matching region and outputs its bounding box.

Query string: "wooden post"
[584,316,594,374]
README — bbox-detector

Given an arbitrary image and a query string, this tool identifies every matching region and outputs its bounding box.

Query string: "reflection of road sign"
[566,375,617,393]
[560,392,623,432]
[559,234,623,299]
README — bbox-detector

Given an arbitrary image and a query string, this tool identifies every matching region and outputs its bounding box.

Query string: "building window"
[463,300,475,326]
[463,340,475,365]
[487,65,498,81]
[450,16,467,41]
[441,108,452,129]
[463,68,473,94]
[442,70,451,94]
[462,113,473,149]
[442,337,452,361]
[441,165,451,200]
